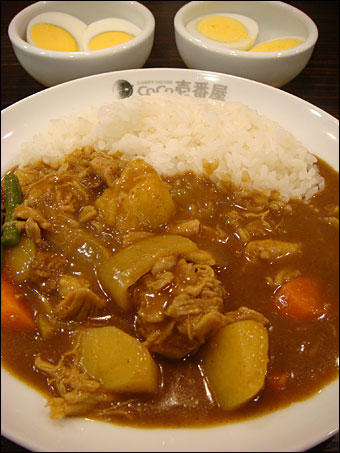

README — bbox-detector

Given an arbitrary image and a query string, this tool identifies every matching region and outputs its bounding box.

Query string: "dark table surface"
[1,1,339,452]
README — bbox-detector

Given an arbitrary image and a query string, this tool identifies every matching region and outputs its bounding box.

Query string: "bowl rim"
[8,0,155,60]
[174,0,319,59]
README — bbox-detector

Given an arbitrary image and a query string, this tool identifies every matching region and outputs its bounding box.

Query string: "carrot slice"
[273,276,326,321]
[1,274,35,330]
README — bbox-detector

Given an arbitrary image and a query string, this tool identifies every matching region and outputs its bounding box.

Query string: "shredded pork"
[34,355,116,419]
[136,255,226,359]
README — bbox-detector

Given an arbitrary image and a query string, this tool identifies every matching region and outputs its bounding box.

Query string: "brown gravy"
[1,153,339,428]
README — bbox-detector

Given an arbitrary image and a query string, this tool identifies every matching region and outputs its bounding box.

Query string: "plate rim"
[1,67,339,124]
[1,67,339,453]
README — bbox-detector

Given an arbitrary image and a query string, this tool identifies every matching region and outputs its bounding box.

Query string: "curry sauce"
[1,149,339,428]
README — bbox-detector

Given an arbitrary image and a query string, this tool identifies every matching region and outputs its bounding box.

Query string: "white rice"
[20,93,325,201]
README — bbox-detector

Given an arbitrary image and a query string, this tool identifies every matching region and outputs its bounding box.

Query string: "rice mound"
[20,93,324,201]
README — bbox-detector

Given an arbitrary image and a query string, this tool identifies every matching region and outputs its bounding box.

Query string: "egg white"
[26,12,87,51]
[186,13,259,51]
[82,18,142,51]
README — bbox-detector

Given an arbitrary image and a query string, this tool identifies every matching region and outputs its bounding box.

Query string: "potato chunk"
[5,236,36,283]
[80,326,159,394]
[201,320,269,410]
[95,159,176,231]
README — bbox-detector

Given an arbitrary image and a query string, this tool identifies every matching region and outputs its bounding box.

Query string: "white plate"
[1,68,339,452]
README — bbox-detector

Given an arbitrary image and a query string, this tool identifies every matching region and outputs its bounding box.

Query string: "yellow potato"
[201,320,269,410]
[5,236,36,283]
[119,177,176,230]
[95,159,176,230]
[80,326,159,394]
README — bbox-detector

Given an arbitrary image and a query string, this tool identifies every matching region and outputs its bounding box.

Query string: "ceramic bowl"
[174,1,318,87]
[8,1,155,87]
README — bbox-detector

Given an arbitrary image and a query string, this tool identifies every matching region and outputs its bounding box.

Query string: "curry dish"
[1,148,339,427]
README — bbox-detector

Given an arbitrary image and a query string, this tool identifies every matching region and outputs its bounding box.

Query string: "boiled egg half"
[186,13,259,51]
[250,37,305,52]
[26,12,86,52]
[82,18,142,51]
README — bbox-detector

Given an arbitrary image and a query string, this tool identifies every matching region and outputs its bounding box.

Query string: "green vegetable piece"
[2,173,22,247]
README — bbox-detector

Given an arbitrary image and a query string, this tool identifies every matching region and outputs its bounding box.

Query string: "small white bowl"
[174,1,318,87]
[8,1,155,87]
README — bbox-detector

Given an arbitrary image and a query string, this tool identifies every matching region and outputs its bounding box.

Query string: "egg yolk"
[29,23,78,52]
[88,31,135,50]
[250,38,304,52]
[196,16,249,44]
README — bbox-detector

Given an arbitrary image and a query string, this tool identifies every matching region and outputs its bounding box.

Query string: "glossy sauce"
[1,156,339,428]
